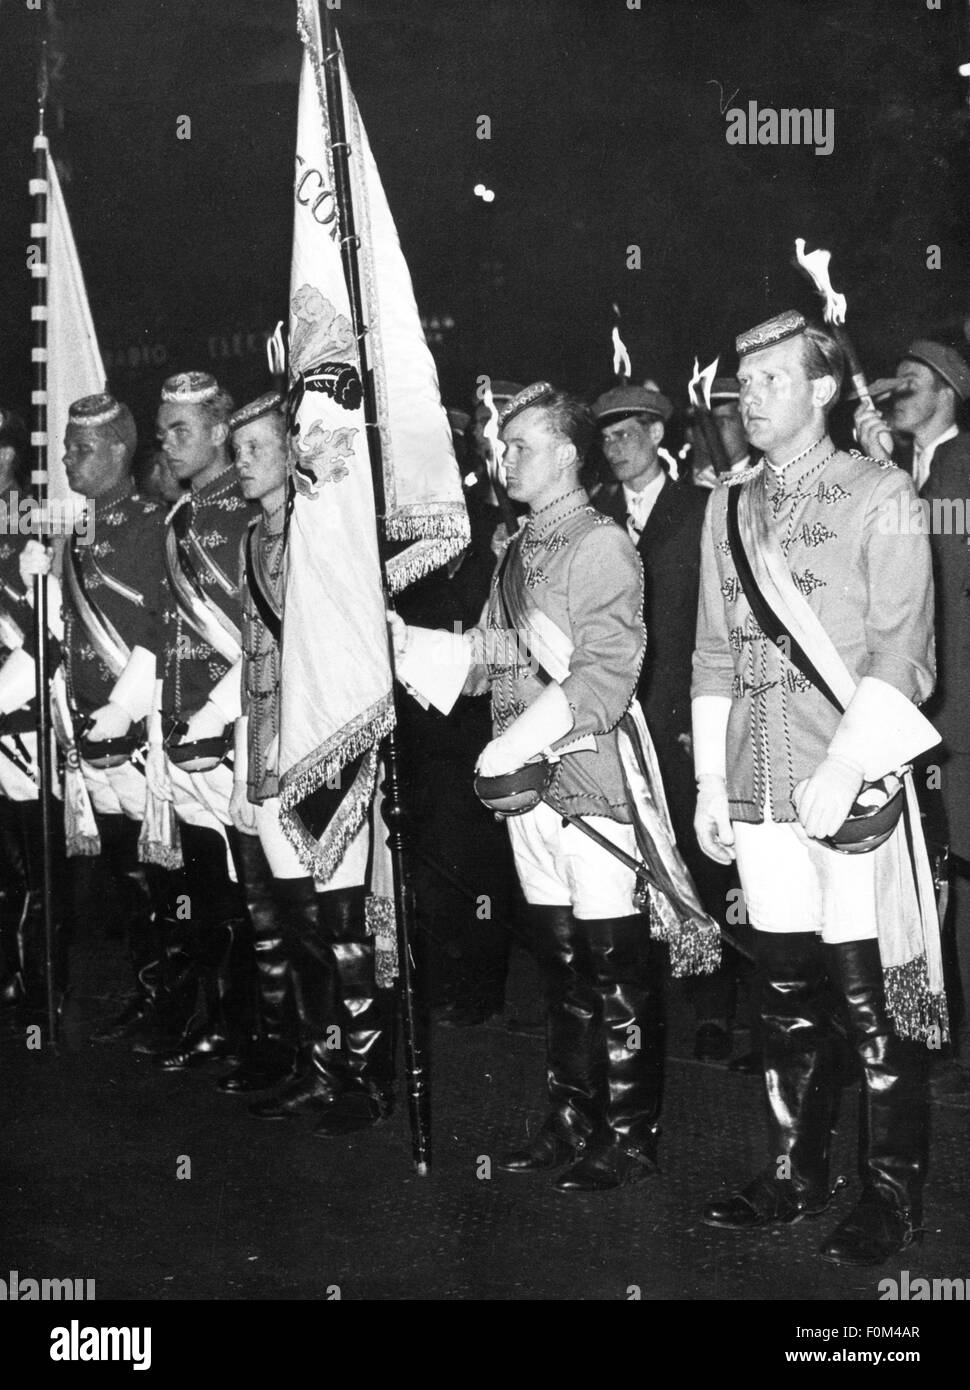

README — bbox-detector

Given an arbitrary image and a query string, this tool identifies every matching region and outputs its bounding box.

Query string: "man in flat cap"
[694,311,946,1265]
[16,393,172,1036]
[855,339,970,1095]
[593,384,733,1062]
[391,383,718,1192]
[145,371,261,1077]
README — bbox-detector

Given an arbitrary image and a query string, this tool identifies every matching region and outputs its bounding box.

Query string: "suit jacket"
[921,430,970,754]
[596,475,708,761]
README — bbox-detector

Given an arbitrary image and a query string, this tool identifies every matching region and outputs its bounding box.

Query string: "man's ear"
[211,421,229,448]
[811,374,838,411]
[647,420,665,448]
[555,439,579,475]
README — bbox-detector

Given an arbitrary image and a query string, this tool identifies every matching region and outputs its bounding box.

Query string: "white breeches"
[506,800,640,920]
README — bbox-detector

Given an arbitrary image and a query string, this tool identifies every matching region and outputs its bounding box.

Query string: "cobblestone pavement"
[2,934,968,1302]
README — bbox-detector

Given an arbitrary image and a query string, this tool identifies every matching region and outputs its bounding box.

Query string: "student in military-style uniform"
[392,384,718,1193]
[145,371,260,1077]
[17,395,172,1032]
[693,312,945,1266]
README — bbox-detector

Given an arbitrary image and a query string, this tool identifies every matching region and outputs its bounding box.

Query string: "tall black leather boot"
[496,905,601,1173]
[819,938,927,1266]
[218,838,300,1094]
[555,915,664,1193]
[132,905,200,1053]
[312,888,397,1137]
[704,929,841,1228]
[250,884,346,1119]
[157,916,255,1070]
[90,834,163,1044]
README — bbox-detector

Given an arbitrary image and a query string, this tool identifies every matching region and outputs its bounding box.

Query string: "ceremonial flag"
[279,1,469,877]
[44,154,104,505]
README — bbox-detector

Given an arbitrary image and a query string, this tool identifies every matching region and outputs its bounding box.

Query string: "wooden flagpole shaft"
[319,4,431,1174]
[30,41,59,1050]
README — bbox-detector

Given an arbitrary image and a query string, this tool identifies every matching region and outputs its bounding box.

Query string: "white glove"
[694,774,736,864]
[475,683,574,778]
[19,539,52,582]
[793,754,864,840]
[84,701,133,742]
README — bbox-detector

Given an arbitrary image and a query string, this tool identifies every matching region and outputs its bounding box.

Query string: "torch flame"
[481,382,506,487]
[794,238,847,326]
[266,320,286,377]
[688,355,719,410]
[611,327,632,380]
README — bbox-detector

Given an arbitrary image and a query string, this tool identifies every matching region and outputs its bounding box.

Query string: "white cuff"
[108,645,156,723]
[828,676,941,780]
[207,659,243,724]
[148,678,165,747]
[395,626,473,716]
[233,715,249,786]
[500,682,575,764]
[692,695,730,780]
[0,648,36,714]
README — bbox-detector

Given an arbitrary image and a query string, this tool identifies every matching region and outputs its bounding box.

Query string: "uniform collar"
[526,485,589,538]
[764,435,835,495]
[191,463,239,505]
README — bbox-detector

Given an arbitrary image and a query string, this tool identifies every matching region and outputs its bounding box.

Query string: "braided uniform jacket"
[240,516,284,803]
[160,466,256,716]
[466,489,646,822]
[691,444,935,824]
[65,482,166,716]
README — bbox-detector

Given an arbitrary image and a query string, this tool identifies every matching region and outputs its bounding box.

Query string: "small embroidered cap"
[735,310,807,358]
[230,391,284,433]
[68,393,137,454]
[160,371,221,405]
[592,384,673,425]
[498,381,556,429]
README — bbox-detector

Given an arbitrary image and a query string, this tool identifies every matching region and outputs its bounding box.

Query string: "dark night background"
[1,0,968,440]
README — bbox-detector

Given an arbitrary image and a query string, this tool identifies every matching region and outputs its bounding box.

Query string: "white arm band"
[107,645,156,723]
[395,626,473,716]
[827,676,941,781]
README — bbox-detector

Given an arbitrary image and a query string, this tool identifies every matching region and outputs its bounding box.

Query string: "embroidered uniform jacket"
[239,515,284,802]
[692,445,935,825]
[65,483,166,716]
[160,466,256,716]
[921,431,970,755]
[468,489,646,822]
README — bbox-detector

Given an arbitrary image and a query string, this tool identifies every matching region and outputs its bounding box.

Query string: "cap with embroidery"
[903,340,970,402]
[592,384,673,425]
[735,310,807,358]
[230,391,284,433]
[160,371,221,405]
[68,393,123,428]
[498,381,556,429]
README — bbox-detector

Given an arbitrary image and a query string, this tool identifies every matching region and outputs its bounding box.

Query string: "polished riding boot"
[219,843,300,1094]
[250,885,346,1119]
[312,889,397,1137]
[704,930,841,1228]
[90,851,163,1044]
[497,906,601,1173]
[157,917,255,1070]
[819,938,927,1266]
[555,915,664,1193]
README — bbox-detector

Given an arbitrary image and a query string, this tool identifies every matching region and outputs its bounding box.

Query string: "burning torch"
[793,239,894,459]
[481,380,519,538]
[688,355,731,477]
[266,320,286,392]
[611,303,632,383]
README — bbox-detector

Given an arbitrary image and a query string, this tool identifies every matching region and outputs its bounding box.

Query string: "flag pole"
[319,4,431,1174]
[30,39,59,1050]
